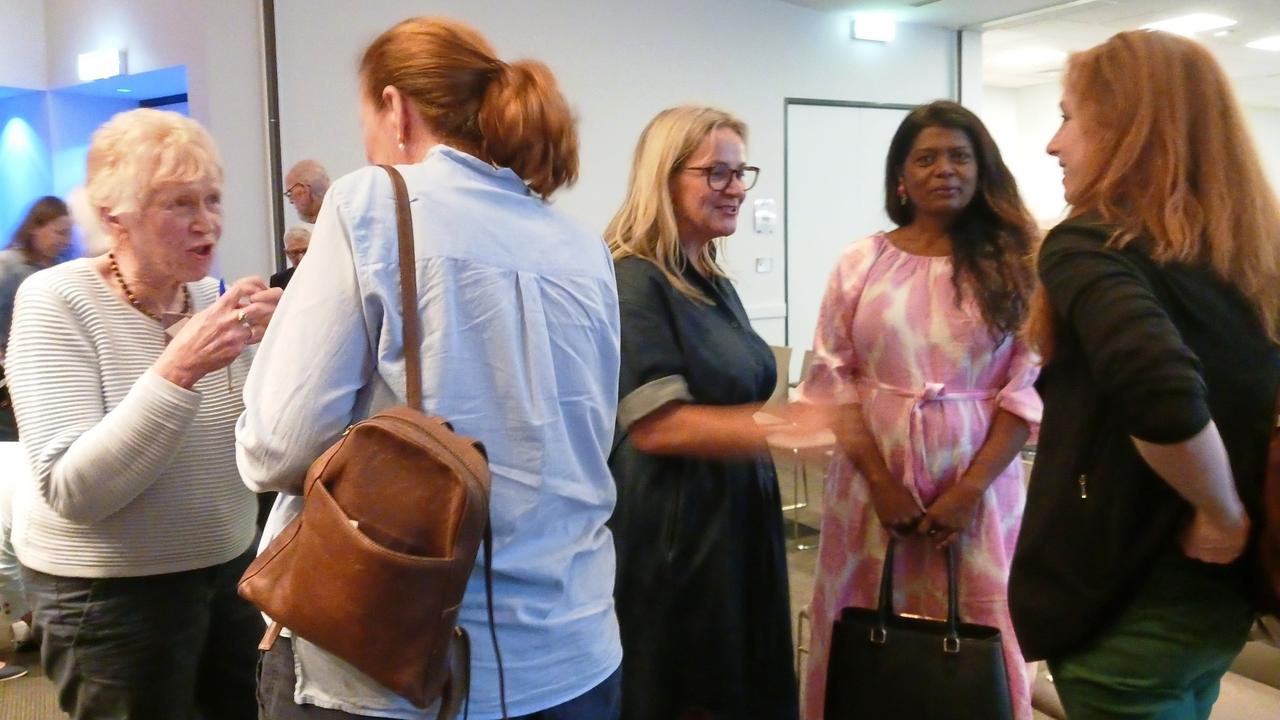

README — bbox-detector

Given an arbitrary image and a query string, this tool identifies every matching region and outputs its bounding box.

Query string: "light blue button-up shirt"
[236,146,622,719]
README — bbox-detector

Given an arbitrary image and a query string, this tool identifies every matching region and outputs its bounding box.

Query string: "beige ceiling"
[777,0,1081,26]
[982,0,1280,107]
[778,1,1280,108]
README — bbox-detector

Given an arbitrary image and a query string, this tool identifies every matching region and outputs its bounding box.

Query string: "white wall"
[0,0,46,90]
[980,83,1067,227]
[1247,106,1280,194]
[46,92,135,198]
[958,29,984,113]
[274,0,965,344]
[5,0,976,339]
[985,82,1280,227]
[42,0,271,281]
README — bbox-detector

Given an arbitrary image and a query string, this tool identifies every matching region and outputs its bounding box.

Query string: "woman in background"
[1,196,71,353]
[1011,30,1280,719]
[799,100,1041,719]
[0,196,73,440]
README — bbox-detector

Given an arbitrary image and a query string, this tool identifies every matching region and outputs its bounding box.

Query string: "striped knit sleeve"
[7,275,202,524]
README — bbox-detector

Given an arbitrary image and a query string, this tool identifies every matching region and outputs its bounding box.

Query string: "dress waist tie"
[861,380,998,506]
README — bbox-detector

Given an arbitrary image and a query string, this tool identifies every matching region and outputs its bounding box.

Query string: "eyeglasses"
[681,163,759,192]
[283,182,306,199]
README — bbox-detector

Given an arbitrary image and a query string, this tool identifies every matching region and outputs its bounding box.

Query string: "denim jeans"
[259,636,621,720]
[21,544,263,720]
[1048,552,1255,720]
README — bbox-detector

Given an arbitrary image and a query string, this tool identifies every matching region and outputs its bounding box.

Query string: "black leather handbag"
[824,540,1013,720]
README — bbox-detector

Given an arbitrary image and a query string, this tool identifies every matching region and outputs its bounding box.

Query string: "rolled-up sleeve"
[996,336,1043,432]
[796,236,884,405]
[1039,228,1209,443]
[614,261,693,430]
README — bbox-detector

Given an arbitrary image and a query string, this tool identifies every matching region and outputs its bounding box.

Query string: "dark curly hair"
[884,101,1037,337]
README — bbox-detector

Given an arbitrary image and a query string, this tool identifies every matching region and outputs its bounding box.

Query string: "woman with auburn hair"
[1010,30,1280,719]
[606,105,823,720]
[238,16,622,720]
[797,100,1042,719]
[6,108,280,720]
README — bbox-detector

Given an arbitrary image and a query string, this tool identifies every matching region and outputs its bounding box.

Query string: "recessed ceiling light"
[1246,35,1280,51]
[1141,13,1237,36]
[852,13,896,43]
[78,49,126,82]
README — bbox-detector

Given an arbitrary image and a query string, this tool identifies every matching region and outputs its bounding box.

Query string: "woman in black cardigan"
[1010,30,1280,719]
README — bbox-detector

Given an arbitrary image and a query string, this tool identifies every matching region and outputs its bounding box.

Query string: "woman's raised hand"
[153,277,281,389]
[240,281,283,346]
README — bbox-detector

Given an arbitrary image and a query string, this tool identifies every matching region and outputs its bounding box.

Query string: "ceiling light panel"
[1141,13,1237,36]
[1246,35,1280,51]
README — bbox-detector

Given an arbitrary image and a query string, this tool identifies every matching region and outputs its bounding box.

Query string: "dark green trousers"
[1048,552,1255,720]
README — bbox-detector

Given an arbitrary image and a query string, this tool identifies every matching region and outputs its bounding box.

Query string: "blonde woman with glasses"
[606,105,821,720]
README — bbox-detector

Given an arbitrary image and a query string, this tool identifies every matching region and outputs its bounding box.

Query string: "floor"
[0,451,1040,719]
[0,646,57,719]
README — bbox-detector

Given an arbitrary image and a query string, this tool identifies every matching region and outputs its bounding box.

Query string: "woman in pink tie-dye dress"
[798,102,1042,720]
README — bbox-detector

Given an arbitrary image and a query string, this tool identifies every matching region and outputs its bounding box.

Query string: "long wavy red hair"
[1027,30,1280,355]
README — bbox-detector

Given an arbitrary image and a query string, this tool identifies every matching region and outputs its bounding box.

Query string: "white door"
[785,103,910,354]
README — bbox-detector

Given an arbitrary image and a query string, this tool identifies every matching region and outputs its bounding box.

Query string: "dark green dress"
[609,256,798,720]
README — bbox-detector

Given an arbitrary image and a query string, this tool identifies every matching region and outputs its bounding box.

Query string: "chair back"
[767,345,792,406]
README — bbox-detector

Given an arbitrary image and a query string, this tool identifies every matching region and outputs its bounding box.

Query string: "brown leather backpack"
[239,165,505,716]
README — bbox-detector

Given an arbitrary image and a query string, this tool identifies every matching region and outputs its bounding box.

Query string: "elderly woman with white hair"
[4,108,281,720]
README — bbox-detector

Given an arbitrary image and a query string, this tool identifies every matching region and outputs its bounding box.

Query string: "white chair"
[767,345,792,407]
[790,349,815,392]
[760,346,834,552]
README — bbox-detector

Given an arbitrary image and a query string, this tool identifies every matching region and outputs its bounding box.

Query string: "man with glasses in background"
[283,159,329,224]
[269,225,312,290]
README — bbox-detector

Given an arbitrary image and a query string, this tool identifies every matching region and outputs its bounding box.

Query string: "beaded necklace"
[108,252,191,322]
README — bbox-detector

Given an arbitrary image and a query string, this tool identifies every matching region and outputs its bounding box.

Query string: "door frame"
[782,98,918,345]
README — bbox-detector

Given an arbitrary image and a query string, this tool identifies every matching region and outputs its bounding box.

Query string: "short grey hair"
[286,159,330,196]
[283,225,312,249]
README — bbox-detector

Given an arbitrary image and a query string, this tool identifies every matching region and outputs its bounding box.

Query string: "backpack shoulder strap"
[377,164,423,410]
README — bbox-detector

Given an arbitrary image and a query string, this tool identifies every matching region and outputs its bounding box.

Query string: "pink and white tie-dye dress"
[797,232,1042,720]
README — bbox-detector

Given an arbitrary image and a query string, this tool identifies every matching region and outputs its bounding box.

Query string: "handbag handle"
[873,539,962,654]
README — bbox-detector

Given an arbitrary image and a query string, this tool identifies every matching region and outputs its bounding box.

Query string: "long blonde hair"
[605,106,748,303]
[1030,30,1280,351]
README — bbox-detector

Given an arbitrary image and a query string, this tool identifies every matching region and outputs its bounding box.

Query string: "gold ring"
[236,309,249,325]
